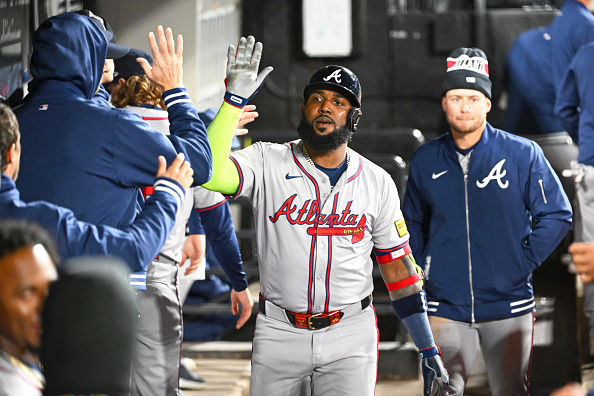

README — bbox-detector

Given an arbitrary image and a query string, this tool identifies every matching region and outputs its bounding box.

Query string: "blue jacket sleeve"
[112,88,212,188]
[555,64,580,142]
[188,209,204,235]
[523,143,573,266]
[57,176,184,272]
[198,202,248,292]
[402,155,430,265]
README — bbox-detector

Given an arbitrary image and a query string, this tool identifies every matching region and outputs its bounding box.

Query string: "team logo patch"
[395,218,408,237]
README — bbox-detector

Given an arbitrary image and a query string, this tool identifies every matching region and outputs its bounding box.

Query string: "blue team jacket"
[0,173,183,273]
[14,12,211,229]
[402,123,572,323]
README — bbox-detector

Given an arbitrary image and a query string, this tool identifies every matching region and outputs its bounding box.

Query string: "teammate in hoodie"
[402,48,572,395]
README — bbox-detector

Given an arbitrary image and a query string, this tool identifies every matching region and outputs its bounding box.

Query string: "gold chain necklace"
[0,350,45,389]
[300,143,350,168]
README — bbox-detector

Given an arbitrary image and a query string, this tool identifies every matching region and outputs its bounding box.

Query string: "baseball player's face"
[442,89,491,136]
[0,244,57,358]
[301,89,351,135]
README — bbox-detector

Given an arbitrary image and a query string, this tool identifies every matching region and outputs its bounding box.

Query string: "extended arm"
[199,202,252,328]
[59,154,193,272]
[202,36,273,195]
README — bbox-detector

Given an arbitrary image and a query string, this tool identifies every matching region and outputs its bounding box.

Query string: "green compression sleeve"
[201,102,242,195]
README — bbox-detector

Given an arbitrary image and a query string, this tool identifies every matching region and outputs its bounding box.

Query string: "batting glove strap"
[224,91,249,108]
[419,345,440,359]
[421,348,449,396]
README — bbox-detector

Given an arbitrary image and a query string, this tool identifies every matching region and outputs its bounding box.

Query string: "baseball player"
[106,50,254,394]
[402,47,573,395]
[202,36,449,396]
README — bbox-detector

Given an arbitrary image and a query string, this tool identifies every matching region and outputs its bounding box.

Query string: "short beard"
[297,116,353,153]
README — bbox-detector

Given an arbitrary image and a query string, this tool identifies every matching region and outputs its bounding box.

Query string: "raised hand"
[156,153,194,189]
[138,25,184,92]
[225,36,273,107]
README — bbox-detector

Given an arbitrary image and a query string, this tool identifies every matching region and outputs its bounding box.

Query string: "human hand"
[570,242,594,283]
[225,36,273,107]
[231,288,254,329]
[156,153,193,189]
[233,104,258,136]
[550,382,586,396]
[420,346,449,396]
[139,25,183,92]
[180,234,206,276]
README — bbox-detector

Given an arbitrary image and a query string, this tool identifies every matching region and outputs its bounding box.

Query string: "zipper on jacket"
[464,161,476,324]
[538,179,548,204]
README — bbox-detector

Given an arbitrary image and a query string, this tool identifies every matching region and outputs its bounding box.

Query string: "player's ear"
[300,103,305,117]
[441,96,447,112]
[485,97,492,113]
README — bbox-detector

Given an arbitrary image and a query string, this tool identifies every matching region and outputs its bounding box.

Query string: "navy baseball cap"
[75,10,130,59]
[114,48,153,80]
[303,65,362,108]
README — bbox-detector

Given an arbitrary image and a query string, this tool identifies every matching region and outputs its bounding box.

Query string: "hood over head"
[30,12,107,100]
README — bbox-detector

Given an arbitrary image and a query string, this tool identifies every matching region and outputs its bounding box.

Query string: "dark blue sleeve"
[402,154,430,265]
[188,209,204,235]
[523,144,573,266]
[198,202,248,291]
[555,62,580,141]
[54,176,183,272]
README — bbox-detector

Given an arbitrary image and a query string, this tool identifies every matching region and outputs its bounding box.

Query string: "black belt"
[258,294,372,330]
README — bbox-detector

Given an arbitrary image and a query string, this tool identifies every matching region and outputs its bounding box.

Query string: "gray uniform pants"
[131,260,182,396]
[429,312,534,396]
[250,306,378,396]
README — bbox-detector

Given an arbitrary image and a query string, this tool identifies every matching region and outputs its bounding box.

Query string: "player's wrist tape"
[224,91,248,108]
[386,273,423,291]
[419,345,440,359]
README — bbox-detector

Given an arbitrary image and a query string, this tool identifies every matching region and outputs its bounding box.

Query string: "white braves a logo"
[323,70,342,83]
[476,159,509,189]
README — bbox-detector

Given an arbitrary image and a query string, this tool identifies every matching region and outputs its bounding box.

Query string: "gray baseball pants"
[250,306,378,396]
[429,312,534,396]
[131,260,182,396]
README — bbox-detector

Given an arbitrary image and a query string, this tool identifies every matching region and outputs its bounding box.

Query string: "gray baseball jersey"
[230,139,409,313]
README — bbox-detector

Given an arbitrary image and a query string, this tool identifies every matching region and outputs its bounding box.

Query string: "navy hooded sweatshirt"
[14,13,213,229]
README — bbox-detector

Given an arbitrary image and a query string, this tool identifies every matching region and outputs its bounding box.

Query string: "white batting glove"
[420,345,449,396]
[224,36,273,107]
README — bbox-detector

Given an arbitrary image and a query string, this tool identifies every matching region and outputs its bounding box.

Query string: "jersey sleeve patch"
[375,241,411,264]
[395,217,408,237]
